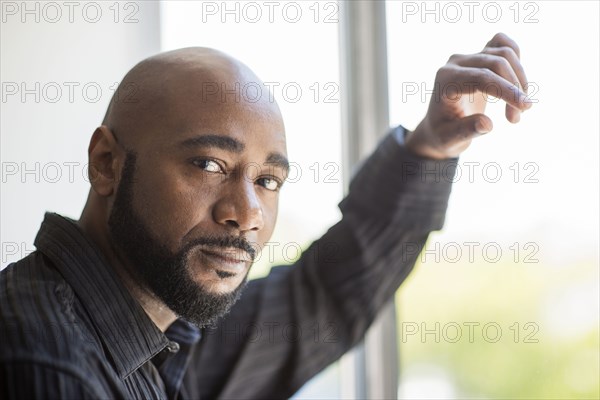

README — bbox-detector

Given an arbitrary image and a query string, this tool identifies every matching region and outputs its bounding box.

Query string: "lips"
[199,247,251,275]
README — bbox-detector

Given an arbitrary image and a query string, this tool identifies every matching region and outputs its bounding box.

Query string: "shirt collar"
[34,212,178,379]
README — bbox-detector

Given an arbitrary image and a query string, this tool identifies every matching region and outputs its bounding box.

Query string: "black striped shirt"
[0,129,456,399]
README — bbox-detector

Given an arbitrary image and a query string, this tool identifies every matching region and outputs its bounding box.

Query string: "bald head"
[103,47,284,149]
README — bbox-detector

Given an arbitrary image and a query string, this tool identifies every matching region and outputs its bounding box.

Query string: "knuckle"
[511,42,521,56]
[495,57,511,72]
[490,59,504,72]
[482,46,494,54]
[491,46,511,60]
[500,46,517,59]
[491,32,511,45]
[447,53,462,63]
[489,32,520,56]
[435,65,453,81]
[476,67,494,82]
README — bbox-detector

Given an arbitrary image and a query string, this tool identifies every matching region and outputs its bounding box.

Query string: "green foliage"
[396,254,599,399]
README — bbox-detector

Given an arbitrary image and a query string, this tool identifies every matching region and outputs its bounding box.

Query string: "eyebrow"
[180,134,289,173]
[265,152,290,173]
[180,134,244,153]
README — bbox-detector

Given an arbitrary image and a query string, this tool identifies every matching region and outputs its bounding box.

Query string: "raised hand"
[405,32,533,160]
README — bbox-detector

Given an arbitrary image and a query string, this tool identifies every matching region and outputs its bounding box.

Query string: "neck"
[78,193,177,332]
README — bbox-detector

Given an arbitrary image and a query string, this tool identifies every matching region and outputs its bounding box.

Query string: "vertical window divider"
[338,1,399,398]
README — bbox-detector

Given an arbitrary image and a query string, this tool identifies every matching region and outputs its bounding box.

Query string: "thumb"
[446,114,493,144]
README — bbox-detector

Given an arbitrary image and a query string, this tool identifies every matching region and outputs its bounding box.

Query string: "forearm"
[307,126,458,340]
[268,127,458,391]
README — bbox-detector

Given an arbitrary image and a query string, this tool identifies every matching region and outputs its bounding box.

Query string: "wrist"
[405,124,450,160]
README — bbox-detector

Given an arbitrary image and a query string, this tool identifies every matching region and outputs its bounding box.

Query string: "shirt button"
[166,341,180,353]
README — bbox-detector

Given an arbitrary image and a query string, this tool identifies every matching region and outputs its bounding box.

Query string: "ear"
[87,125,121,197]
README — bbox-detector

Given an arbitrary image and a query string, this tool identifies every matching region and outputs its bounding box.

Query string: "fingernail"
[475,120,490,134]
[522,97,534,109]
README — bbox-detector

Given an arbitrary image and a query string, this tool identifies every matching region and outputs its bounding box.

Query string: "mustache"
[183,235,257,261]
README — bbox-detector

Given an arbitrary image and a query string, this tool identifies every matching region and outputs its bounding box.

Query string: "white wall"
[1,1,161,267]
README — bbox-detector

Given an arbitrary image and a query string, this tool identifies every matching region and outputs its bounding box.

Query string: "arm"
[184,33,531,399]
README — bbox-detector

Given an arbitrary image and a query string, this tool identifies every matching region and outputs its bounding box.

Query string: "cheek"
[132,162,217,249]
[257,196,279,243]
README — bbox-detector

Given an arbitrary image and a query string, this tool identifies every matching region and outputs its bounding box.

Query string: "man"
[0,33,531,399]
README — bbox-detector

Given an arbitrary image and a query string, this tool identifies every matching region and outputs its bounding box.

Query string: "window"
[387,1,599,398]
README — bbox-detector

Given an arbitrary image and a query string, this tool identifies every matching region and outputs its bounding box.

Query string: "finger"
[506,103,520,123]
[454,52,525,123]
[483,34,529,124]
[447,65,533,112]
[450,53,522,94]
[483,48,526,122]
[485,32,520,59]
[481,46,528,93]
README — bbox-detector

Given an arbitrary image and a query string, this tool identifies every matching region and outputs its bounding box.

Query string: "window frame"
[338,1,399,398]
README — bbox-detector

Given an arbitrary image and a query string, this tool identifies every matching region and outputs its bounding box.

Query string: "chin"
[186,268,245,296]
[186,259,249,294]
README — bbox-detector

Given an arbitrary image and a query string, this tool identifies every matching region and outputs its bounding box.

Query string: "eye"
[257,177,282,192]
[192,159,224,174]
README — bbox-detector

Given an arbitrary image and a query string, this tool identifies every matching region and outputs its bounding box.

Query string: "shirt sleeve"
[183,126,459,399]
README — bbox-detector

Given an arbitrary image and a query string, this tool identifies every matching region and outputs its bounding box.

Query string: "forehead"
[166,96,286,155]
[147,77,287,155]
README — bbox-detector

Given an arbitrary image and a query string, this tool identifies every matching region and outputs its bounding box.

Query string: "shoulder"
[0,252,102,368]
[0,357,108,399]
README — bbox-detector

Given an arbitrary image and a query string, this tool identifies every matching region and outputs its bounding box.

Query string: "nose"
[212,178,264,232]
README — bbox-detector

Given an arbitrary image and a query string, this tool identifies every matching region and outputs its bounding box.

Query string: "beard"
[107,152,254,328]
